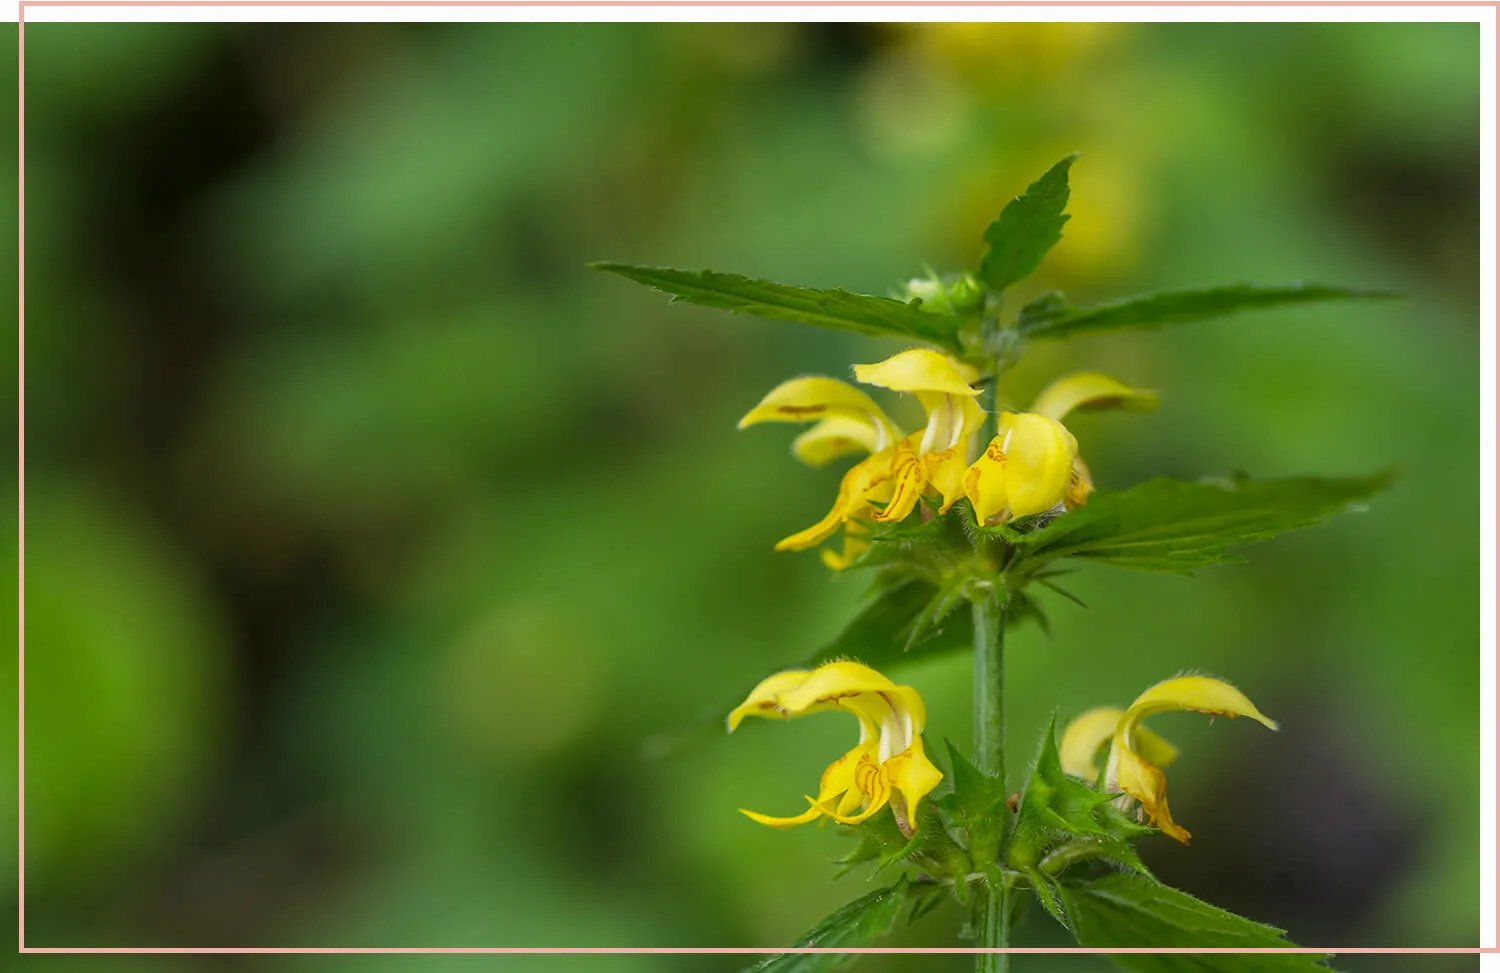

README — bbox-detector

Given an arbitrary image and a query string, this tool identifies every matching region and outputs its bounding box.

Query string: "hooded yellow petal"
[739,376,898,450]
[853,349,981,397]
[775,660,901,715]
[792,416,884,468]
[1030,372,1160,423]
[995,413,1078,518]
[1123,676,1279,732]
[884,736,944,831]
[727,669,816,732]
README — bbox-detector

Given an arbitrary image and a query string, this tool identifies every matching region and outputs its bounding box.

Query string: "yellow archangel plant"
[1059,675,1279,843]
[597,152,1393,968]
[727,660,944,837]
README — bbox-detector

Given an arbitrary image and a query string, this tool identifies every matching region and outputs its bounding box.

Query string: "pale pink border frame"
[13,3,1496,958]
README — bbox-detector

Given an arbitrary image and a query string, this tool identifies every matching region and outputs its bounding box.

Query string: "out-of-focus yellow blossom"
[1060,676,1278,844]
[728,660,943,836]
[963,372,1156,527]
[739,349,984,560]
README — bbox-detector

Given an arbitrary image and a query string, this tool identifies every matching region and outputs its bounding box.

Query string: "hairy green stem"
[972,590,1009,973]
[974,312,1010,973]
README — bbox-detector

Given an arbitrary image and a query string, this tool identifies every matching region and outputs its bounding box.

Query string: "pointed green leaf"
[593,264,962,350]
[1060,873,1334,972]
[1009,472,1395,575]
[978,155,1076,292]
[1017,283,1399,340]
[747,876,912,972]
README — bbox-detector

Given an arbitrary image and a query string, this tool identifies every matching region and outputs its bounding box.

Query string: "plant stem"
[972,589,1009,973]
[974,312,1010,973]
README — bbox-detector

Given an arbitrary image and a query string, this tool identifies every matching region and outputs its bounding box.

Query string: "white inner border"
[14,1,1497,958]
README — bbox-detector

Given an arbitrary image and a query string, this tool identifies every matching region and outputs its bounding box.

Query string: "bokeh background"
[12,19,1480,973]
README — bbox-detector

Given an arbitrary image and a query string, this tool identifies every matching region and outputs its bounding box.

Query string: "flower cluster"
[738,348,1155,569]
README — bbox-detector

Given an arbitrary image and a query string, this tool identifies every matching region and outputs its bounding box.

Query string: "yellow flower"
[1059,675,1278,844]
[727,660,944,836]
[963,371,1156,526]
[739,349,984,558]
[739,377,903,552]
[853,349,986,524]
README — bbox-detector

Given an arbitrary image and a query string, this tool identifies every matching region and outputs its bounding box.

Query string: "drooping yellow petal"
[825,749,893,825]
[853,349,981,397]
[1113,745,1188,842]
[995,413,1078,518]
[1110,675,1277,844]
[739,804,826,828]
[883,736,944,831]
[1030,372,1160,423]
[870,439,927,524]
[775,451,894,551]
[792,416,884,468]
[925,446,969,513]
[740,729,882,829]
[739,376,898,451]
[1060,706,1179,780]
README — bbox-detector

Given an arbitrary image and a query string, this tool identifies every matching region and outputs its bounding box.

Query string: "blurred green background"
[14,20,1479,972]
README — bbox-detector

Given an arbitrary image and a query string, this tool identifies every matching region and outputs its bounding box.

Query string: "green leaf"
[978,155,1076,293]
[592,263,961,350]
[747,875,912,972]
[1009,472,1395,575]
[1017,283,1400,340]
[1061,873,1333,972]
